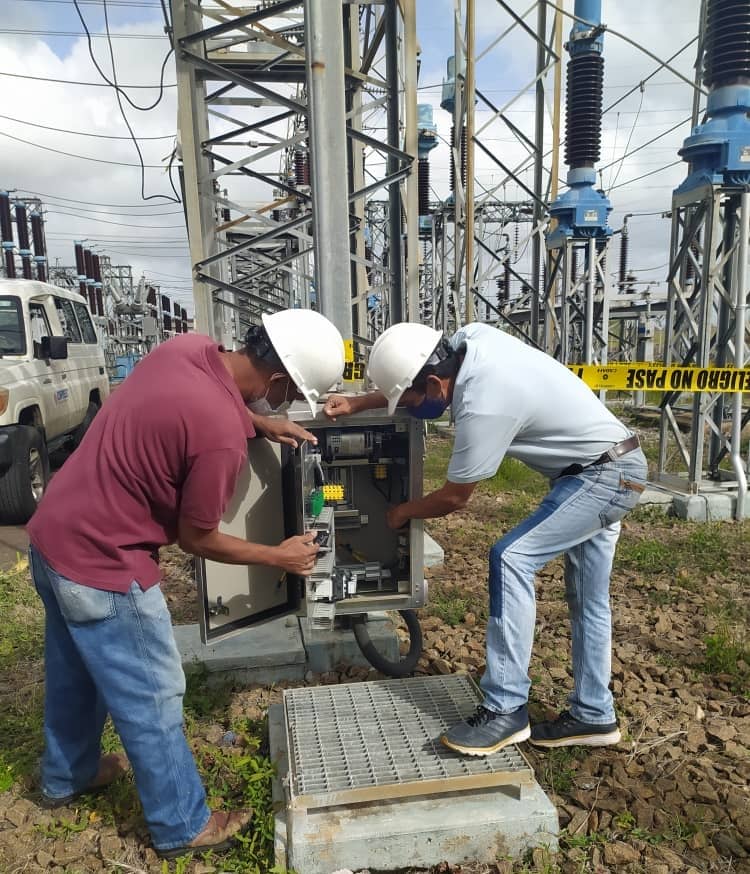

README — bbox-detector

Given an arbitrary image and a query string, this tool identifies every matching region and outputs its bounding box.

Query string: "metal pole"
[385,0,404,324]
[544,1,564,354]
[531,0,548,345]
[305,0,353,341]
[173,0,217,338]
[584,236,595,362]
[404,0,420,323]
[731,191,749,519]
[464,0,476,324]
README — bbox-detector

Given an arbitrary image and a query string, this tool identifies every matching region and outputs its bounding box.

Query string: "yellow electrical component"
[374,464,387,480]
[322,483,344,502]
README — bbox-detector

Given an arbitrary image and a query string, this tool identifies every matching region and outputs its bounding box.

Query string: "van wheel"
[0,427,50,524]
[74,401,100,447]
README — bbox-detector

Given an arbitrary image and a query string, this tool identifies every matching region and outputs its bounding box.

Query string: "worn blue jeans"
[29,546,211,851]
[480,449,648,724]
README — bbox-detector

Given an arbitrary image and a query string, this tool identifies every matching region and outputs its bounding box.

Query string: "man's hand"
[386,504,410,530]
[251,412,317,448]
[323,395,356,420]
[272,533,320,575]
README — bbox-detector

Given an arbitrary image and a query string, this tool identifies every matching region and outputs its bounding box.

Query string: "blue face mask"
[406,396,450,420]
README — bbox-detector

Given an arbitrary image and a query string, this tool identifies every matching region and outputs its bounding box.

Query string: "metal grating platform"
[283,674,535,808]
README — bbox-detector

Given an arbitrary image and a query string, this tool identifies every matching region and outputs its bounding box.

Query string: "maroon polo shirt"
[28,333,255,592]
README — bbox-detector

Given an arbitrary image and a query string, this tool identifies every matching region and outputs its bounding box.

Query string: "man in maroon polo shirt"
[26,309,345,859]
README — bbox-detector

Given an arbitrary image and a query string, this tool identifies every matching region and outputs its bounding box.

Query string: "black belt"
[558,434,640,478]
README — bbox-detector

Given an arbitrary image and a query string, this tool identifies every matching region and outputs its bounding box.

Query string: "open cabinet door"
[196,438,300,643]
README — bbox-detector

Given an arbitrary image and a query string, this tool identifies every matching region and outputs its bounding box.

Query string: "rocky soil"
[0,433,748,874]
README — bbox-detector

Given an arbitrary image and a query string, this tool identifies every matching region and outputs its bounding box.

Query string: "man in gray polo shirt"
[324,322,648,756]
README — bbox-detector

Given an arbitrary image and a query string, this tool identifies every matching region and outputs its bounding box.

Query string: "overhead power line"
[47,210,185,228]
[0,129,167,166]
[15,189,182,208]
[608,161,683,192]
[41,202,183,216]
[14,0,164,6]
[0,28,166,38]
[0,70,176,88]
[0,111,175,141]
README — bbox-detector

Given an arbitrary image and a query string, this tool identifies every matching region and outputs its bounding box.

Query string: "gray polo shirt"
[446,323,631,482]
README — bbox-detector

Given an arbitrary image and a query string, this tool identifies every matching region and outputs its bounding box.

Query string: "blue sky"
[0,0,703,311]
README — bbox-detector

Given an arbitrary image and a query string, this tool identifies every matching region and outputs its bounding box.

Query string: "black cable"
[608,161,683,192]
[46,210,185,228]
[72,0,172,111]
[15,189,179,208]
[0,70,176,88]
[599,116,692,173]
[74,0,180,202]
[16,0,163,5]
[607,85,645,194]
[41,201,182,215]
[0,111,175,141]
[0,130,165,166]
[0,28,165,37]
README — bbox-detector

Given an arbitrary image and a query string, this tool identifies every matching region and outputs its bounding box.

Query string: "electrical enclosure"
[197,407,425,643]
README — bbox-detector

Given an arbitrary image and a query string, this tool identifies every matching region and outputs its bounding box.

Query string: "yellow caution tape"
[568,364,750,393]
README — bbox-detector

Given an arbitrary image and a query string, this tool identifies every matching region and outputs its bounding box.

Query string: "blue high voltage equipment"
[417,104,438,238]
[547,0,612,247]
[676,0,750,194]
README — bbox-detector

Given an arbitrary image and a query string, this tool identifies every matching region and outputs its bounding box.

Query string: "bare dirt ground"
[0,428,748,874]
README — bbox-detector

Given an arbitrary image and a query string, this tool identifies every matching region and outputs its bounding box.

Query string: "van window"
[29,303,51,345]
[72,301,98,344]
[54,297,82,343]
[0,296,25,355]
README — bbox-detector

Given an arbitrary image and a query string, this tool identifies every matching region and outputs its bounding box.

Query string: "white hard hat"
[367,322,443,414]
[262,309,345,417]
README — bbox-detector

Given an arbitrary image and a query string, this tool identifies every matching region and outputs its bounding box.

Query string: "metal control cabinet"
[197,407,425,644]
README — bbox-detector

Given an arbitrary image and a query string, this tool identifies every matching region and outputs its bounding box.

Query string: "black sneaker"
[441,705,530,757]
[529,710,621,748]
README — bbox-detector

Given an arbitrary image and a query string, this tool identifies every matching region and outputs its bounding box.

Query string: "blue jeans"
[29,546,211,851]
[480,449,648,724]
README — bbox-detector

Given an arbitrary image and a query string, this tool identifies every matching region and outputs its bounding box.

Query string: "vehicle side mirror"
[40,335,69,360]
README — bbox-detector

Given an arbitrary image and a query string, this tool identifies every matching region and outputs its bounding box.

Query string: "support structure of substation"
[172,0,748,520]
[171,0,420,352]
[656,0,750,517]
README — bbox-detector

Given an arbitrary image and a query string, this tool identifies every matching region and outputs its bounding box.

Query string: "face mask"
[248,398,273,416]
[406,396,450,420]
[248,376,293,416]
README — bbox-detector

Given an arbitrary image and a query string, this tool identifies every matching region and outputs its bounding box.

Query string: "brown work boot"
[157,809,254,860]
[39,752,130,808]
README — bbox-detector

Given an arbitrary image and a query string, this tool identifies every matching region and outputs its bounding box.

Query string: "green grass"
[701,625,749,696]
[423,435,547,528]
[427,585,483,626]
[618,519,748,575]
[0,559,45,790]
[534,746,587,795]
[0,561,288,873]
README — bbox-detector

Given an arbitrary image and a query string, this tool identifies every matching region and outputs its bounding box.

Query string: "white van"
[0,279,110,524]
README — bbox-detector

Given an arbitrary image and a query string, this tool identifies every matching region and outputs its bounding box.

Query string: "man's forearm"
[398,487,469,522]
[351,391,388,413]
[182,529,278,566]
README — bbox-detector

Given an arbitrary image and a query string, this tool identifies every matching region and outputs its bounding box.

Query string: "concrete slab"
[639,487,676,509]
[173,618,306,684]
[269,701,558,874]
[672,492,735,522]
[300,613,398,674]
[424,531,445,567]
